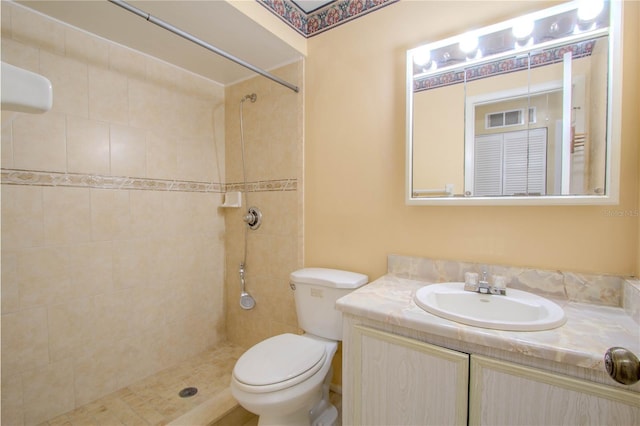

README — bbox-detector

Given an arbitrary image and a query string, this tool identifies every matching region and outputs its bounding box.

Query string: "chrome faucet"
[477,270,491,294]
[466,269,507,295]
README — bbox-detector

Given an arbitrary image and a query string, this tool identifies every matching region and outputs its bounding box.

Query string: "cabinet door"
[349,326,469,426]
[470,355,640,426]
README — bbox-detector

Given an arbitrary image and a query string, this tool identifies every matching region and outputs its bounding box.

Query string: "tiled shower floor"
[42,342,255,426]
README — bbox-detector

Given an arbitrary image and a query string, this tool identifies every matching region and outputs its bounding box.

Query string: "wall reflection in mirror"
[406,0,621,205]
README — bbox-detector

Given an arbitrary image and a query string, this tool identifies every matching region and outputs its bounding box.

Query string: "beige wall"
[1,3,226,424]
[224,61,304,349]
[412,84,465,193]
[305,1,640,279]
[637,2,640,277]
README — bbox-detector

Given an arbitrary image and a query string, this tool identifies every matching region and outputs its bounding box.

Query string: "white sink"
[414,282,566,331]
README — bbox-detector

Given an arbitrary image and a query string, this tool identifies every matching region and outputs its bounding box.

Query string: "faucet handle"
[492,275,507,295]
[493,275,507,288]
[464,272,479,291]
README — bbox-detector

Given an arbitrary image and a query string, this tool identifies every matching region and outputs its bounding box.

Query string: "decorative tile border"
[258,0,399,38]
[226,179,297,192]
[414,38,597,93]
[387,254,630,308]
[0,169,296,193]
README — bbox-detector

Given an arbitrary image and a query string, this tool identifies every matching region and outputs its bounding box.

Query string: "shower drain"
[179,387,198,398]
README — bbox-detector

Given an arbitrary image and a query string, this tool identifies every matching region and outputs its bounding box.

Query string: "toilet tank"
[290,268,368,340]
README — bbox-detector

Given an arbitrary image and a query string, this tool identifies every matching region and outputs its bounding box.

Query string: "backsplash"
[387,255,640,322]
[624,279,640,324]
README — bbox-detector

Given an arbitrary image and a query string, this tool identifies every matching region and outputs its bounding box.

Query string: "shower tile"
[101,395,148,425]
[64,27,109,69]
[146,130,178,180]
[17,246,72,309]
[163,191,193,236]
[68,241,113,298]
[1,373,24,426]
[1,250,19,313]
[129,190,164,238]
[134,284,172,334]
[1,2,11,38]
[108,43,146,80]
[92,291,133,346]
[66,115,110,175]
[39,51,88,117]
[48,298,96,361]
[1,185,44,250]
[1,38,40,74]
[90,189,131,242]
[145,57,184,93]
[112,239,149,290]
[1,113,14,168]
[176,136,211,182]
[179,69,225,100]
[110,124,147,178]
[182,96,215,138]
[117,333,165,388]
[72,342,122,407]
[128,80,171,136]
[88,66,129,125]
[268,235,298,281]
[43,187,91,245]
[12,111,67,173]
[1,307,49,374]
[3,5,230,424]
[22,360,75,425]
[146,238,181,284]
[10,4,65,55]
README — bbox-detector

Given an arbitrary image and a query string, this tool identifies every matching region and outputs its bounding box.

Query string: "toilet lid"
[233,334,326,389]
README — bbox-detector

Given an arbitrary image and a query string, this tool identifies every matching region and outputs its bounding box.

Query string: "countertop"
[336,274,640,373]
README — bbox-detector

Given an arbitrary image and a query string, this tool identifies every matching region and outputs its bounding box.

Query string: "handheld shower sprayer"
[239,263,256,310]
[237,92,259,311]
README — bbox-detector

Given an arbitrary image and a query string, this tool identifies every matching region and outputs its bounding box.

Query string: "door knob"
[604,347,640,385]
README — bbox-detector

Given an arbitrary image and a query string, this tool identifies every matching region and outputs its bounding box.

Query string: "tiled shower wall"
[1,3,226,425]
[224,61,304,349]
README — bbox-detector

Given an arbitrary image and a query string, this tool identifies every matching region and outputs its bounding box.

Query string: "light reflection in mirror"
[406,0,620,205]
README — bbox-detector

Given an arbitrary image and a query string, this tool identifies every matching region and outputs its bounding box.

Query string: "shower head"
[241,93,257,103]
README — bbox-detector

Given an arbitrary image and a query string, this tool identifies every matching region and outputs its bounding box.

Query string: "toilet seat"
[233,334,327,393]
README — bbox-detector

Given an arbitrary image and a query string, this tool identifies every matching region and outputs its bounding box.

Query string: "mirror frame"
[405,1,622,206]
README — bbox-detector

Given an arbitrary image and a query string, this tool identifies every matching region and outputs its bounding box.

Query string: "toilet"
[230,268,368,426]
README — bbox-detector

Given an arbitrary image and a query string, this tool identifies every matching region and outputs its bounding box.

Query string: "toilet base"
[256,402,338,426]
[309,370,337,426]
[256,366,338,426]
[311,403,338,426]
[257,409,313,426]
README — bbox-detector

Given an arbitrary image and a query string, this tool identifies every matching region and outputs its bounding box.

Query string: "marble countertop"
[336,274,640,373]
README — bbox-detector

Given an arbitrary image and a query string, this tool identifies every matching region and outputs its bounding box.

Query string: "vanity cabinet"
[343,324,640,426]
[470,355,640,425]
[345,325,469,425]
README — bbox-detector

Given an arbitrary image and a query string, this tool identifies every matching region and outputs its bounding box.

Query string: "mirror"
[406,0,622,205]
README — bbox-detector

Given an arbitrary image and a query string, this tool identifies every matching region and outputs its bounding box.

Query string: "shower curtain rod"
[108,0,300,93]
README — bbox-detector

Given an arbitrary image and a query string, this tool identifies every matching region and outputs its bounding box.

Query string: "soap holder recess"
[221,191,242,208]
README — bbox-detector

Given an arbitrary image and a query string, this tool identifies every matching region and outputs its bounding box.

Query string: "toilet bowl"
[230,268,368,426]
[231,333,337,425]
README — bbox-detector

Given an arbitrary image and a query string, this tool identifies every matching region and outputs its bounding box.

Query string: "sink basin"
[414,282,566,331]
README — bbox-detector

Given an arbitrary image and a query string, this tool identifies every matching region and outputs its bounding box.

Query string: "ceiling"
[17,1,304,86]
[291,0,336,14]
